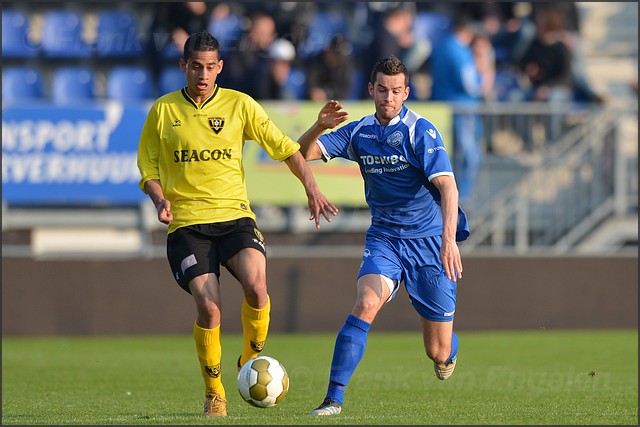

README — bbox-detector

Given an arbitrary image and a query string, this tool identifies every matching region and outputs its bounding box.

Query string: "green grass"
[2,330,637,425]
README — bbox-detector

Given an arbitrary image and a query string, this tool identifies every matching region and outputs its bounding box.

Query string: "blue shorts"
[358,231,456,322]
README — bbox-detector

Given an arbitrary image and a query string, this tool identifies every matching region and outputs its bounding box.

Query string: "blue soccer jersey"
[318,105,469,240]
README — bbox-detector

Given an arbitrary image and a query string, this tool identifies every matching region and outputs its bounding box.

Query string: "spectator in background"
[518,5,583,147]
[518,6,574,103]
[429,12,486,204]
[363,4,431,100]
[207,2,245,51]
[251,1,316,50]
[471,32,497,101]
[222,10,276,98]
[530,2,604,104]
[306,34,355,102]
[460,1,536,67]
[254,38,299,100]
[150,2,212,63]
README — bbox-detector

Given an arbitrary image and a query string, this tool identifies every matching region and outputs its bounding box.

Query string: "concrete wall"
[2,256,637,336]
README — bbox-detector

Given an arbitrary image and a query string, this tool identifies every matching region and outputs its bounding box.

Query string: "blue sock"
[448,331,458,363]
[325,314,371,405]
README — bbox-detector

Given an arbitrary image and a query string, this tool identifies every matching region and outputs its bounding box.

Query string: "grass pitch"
[2,329,637,425]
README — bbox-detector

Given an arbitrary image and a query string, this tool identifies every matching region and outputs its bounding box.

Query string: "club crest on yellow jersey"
[208,117,225,134]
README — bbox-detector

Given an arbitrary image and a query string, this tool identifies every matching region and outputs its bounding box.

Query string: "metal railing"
[459,102,638,255]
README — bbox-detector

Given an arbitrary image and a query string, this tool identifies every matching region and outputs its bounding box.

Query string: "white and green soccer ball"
[237,356,289,408]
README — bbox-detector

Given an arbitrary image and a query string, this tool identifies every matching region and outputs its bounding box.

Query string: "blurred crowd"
[147,1,604,105]
[2,1,606,105]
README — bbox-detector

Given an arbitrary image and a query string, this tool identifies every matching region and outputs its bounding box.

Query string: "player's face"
[180,50,223,102]
[368,73,409,125]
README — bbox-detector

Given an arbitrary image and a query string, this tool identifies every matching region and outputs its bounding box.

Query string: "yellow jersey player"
[137,31,340,417]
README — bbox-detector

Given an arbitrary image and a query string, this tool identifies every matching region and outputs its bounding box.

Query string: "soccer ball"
[237,356,289,408]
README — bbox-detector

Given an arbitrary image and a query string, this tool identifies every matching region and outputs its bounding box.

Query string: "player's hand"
[156,199,173,225]
[317,99,348,130]
[306,190,339,229]
[440,238,462,282]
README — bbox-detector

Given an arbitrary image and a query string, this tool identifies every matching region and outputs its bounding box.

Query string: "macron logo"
[427,129,437,139]
[359,133,376,139]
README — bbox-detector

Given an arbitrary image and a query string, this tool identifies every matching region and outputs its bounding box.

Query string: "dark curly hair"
[183,31,221,60]
[370,55,409,86]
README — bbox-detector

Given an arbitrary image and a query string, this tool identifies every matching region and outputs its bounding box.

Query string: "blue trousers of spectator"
[453,113,482,204]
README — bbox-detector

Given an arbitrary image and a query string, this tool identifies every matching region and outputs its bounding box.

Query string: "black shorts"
[166,217,266,293]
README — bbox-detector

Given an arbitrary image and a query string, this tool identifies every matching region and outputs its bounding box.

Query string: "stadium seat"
[297,11,349,60]
[95,10,143,57]
[106,66,154,101]
[41,9,92,58]
[161,41,182,60]
[158,68,186,96]
[52,66,96,105]
[2,66,44,104]
[2,9,39,58]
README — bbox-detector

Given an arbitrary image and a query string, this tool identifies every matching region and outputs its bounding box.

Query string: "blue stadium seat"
[95,10,142,57]
[106,66,154,101]
[2,66,44,104]
[41,10,92,58]
[158,68,186,96]
[297,11,349,59]
[161,41,182,60]
[2,9,39,58]
[52,66,96,105]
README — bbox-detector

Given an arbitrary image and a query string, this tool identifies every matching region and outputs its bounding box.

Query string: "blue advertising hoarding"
[2,102,150,205]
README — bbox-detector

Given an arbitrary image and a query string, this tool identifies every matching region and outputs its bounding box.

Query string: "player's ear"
[403,85,410,101]
[179,58,187,72]
[368,82,374,98]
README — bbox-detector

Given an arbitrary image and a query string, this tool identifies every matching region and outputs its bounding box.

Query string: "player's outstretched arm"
[298,100,348,161]
[284,151,339,228]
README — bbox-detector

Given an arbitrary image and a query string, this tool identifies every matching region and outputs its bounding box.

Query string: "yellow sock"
[240,296,270,367]
[193,323,225,398]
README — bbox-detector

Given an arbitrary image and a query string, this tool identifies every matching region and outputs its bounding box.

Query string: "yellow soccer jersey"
[137,86,300,233]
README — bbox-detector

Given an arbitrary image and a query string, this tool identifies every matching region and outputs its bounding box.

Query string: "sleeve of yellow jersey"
[242,97,300,161]
[137,103,161,192]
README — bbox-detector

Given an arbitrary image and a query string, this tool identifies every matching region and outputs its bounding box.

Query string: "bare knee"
[195,298,221,328]
[352,296,383,322]
[426,347,451,365]
[241,280,268,308]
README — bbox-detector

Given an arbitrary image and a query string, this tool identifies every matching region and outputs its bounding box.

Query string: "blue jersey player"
[299,56,470,416]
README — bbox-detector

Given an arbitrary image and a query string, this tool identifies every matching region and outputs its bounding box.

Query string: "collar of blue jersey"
[373,105,408,126]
